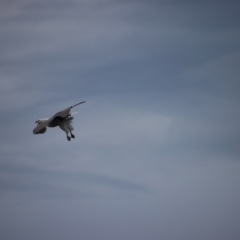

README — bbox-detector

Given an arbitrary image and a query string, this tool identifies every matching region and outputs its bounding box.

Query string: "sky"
[1,0,240,239]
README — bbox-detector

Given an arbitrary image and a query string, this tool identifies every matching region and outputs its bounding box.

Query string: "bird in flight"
[33,101,86,141]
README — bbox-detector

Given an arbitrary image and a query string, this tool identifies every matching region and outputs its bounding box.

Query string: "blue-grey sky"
[1,0,240,239]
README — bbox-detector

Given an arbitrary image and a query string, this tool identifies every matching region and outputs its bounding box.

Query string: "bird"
[33,101,86,141]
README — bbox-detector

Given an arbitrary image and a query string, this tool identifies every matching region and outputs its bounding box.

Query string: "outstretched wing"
[52,107,72,119]
[51,101,86,119]
[33,120,48,134]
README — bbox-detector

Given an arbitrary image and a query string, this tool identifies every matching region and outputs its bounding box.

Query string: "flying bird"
[33,101,86,141]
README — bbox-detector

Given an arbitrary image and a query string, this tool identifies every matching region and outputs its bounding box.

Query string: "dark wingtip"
[71,101,86,108]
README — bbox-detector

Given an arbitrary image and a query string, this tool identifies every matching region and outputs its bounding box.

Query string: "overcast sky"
[1,0,240,239]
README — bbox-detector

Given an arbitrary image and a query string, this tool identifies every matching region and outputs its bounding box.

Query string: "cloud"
[0,160,149,198]
[181,52,240,99]
[1,1,240,240]
[79,107,172,146]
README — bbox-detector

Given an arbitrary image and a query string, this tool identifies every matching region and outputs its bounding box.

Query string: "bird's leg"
[70,130,75,138]
[65,131,71,141]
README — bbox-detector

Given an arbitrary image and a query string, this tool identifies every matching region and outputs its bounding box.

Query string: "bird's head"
[35,118,49,125]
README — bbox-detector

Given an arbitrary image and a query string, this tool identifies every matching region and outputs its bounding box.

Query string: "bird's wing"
[71,101,86,108]
[51,101,86,119]
[52,107,72,119]
[42,101,86,128]
[47,107,75,128]
[33,120,49,134]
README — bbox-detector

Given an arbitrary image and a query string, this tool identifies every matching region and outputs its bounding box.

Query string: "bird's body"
[33,101,86,141]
